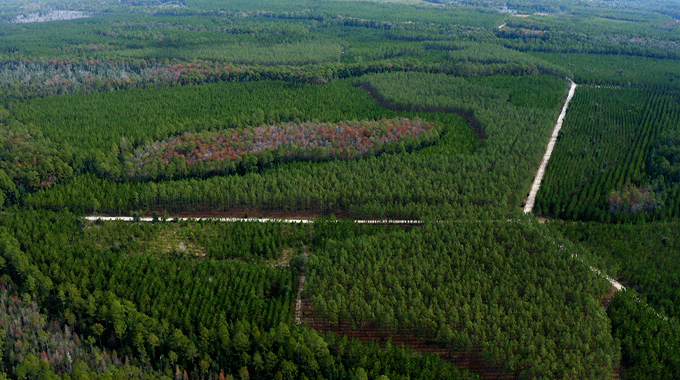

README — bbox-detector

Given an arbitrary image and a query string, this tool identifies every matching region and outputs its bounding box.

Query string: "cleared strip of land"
[84,216,423,224]
[524,79,578,214]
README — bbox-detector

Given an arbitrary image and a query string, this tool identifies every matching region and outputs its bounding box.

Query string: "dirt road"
[84,216,423,224]
[524,79,578,214]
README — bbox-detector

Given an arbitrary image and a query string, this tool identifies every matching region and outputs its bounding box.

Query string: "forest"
[18,73,566,219]
[0,0,678,379]
[534,86,680,221]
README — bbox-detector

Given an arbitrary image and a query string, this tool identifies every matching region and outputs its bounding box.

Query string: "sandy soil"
[85,215,424,224]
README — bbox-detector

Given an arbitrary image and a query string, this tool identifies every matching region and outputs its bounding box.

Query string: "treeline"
[0,53,568,101]
[0,283,476,380]
[551,221,680,380]
[0,0,677,97]
[535,86,680,221]
[0,208,626,379]
[10,80,461,165]
[551,220,680,378]
[26,157,507,219]
[496,10,680,60]
[6,78,471,210]
[358,72,567,215]
[529,53,680,87]
[0,9,568,99]
[305,221,618,378]
[426,41,565,75]
[0,210,294,367]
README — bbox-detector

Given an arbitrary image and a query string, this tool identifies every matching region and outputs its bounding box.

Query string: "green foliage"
[497,8,680,60]
[10,79,469,168]
[608,290,680,380]
[188,0,505,28]
[552,221,680,319]
[24,73,582,219]
[530,53,680,86]
[434,41,565,76]
[549,220,680,374]
[306,221,617,378]
[0,107,73,206]
[0,211,293,366]
[119,39,346,65]
[535,86,680,221]
[5,1,680,378]
[0,228,53,296]
[648,127,680,184]
[463,73,569,110]
[0,209,478,379]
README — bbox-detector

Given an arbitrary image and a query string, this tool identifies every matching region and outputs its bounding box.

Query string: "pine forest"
[0,0,678,379]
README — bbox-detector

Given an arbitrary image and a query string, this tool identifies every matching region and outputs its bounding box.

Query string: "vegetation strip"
[524,79,577,213]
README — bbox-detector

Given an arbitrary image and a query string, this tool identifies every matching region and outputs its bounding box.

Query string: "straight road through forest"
[84,216,423,224]
[524,79,578,214]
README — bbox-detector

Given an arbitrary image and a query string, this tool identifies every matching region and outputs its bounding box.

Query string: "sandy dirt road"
[524,79,578,214]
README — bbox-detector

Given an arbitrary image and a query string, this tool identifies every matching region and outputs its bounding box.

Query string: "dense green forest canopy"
[0,0,678,378]
[306,220,617,378]
[550,221,680,379]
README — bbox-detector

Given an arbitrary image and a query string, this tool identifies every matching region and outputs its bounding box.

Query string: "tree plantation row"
[550,221,680,379]
[3,50,676,380]
[306,220,616,378]
[0,1,678,67]
[2,0,680,103]
[0,281,475,380]
[4,207,678,378]
[535,86,680,222]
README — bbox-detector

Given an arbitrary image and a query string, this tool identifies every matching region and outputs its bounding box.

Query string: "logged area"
[0,0,678,379]
[101,117,440,180]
